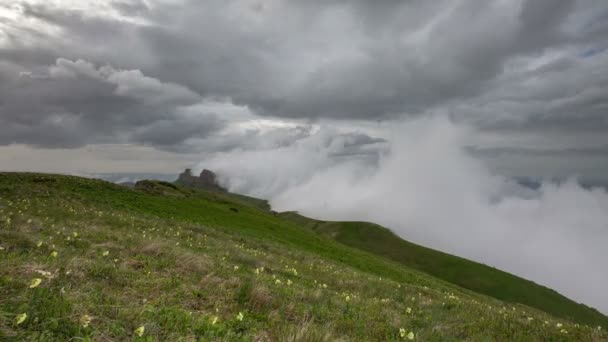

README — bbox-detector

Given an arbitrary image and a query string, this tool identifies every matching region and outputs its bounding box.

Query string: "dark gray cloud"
[111,0,150,17]
[0,0,607,154]
[0,57,221,149]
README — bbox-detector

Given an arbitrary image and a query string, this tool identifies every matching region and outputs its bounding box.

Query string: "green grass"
[278,212,608,328]
[0,172,606,341]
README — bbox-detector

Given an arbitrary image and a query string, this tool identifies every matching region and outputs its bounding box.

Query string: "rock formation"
[176,168,226,192]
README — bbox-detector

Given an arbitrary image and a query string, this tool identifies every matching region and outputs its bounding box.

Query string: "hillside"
[0,173,606,340]
[279,212,608,328]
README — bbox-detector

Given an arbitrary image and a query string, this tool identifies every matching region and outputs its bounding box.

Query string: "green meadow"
[0,173,606,341]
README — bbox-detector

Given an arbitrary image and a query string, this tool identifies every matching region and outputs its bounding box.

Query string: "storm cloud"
[1,0,608,138]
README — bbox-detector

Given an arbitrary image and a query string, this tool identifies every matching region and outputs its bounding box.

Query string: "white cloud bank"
[197,116,608,314]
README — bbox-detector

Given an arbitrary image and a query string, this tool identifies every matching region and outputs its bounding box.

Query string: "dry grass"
[248,285,273,311]
[138,241,169,257]
[275,320,337,342]
[175,252,212,274]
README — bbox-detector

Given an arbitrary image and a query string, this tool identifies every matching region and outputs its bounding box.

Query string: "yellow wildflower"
[399,328,406,338]
[406,307,412,314]
[29,278,42,288]
[102,250,109,256]
[36,270,52,278]
[237,312,244,321]
[134,325,145,337]
[211,316,218,325]
[50,251,58,258]
[15,313,27,325]
[407,331,415,340]
[556,323,563,328]
[80,314,92,328]
[36,241,43,247]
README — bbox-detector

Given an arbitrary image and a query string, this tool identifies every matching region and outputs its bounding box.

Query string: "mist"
[197,116,608,314]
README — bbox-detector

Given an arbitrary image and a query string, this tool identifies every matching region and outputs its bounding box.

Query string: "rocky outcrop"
[176,168,226,192]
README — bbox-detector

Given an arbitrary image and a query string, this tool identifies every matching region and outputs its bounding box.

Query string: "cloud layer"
[1,0,608,158]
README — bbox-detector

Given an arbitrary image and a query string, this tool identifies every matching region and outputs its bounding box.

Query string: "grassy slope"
[279,212,608,328]
[0,173,606,341]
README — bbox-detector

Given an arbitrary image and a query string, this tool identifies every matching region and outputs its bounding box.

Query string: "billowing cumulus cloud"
[0,57,222,149]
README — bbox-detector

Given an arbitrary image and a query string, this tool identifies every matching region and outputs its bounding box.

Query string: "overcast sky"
[0,0,607,180]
